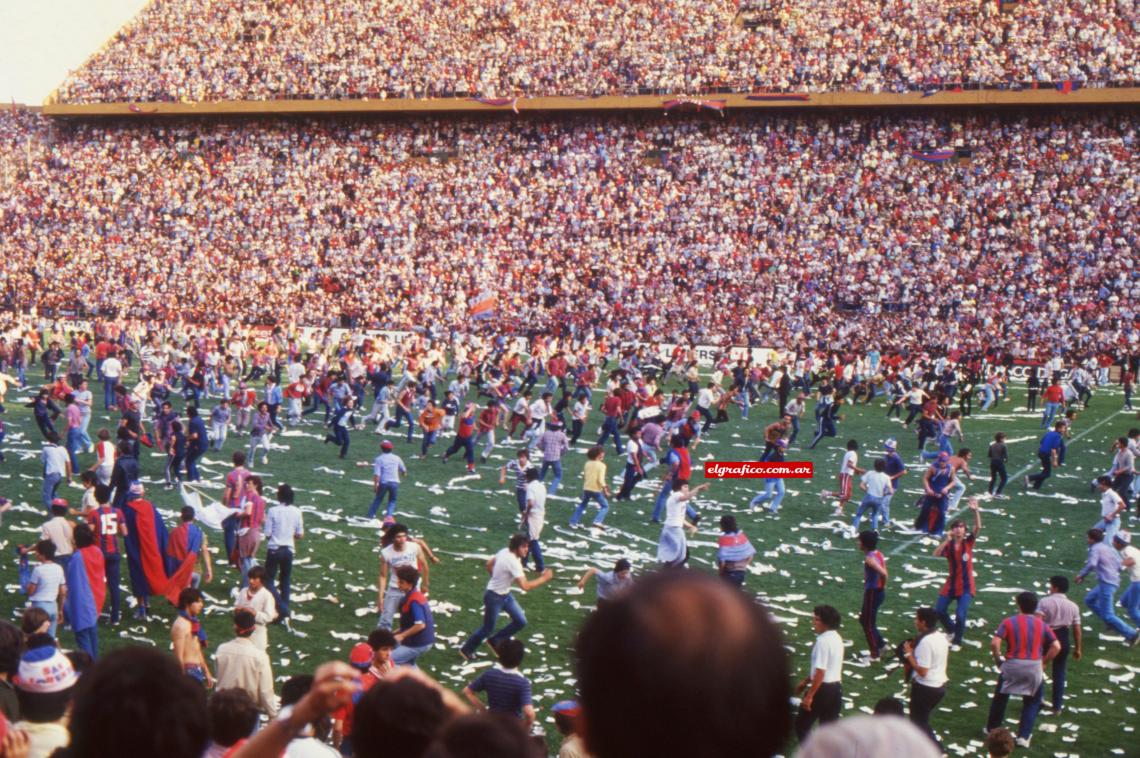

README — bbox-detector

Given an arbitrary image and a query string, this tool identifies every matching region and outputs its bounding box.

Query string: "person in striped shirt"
[86,484,127,625]
[933,498,981,647]
[857,530,888,659]
[462,638,535,730]
[984,592,1061,749]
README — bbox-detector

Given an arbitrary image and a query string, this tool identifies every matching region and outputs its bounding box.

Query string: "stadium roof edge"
[41,88,1140,118]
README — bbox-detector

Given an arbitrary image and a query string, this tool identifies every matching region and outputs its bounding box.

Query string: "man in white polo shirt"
[904,606,950,749]
[794,604,844,742]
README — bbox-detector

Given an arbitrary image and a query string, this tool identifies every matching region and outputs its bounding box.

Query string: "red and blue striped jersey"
[88,507,125,554]
[939,534,976,597]
[995,613,1057,660]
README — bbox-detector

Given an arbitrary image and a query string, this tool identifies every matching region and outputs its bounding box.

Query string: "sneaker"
[1129,634,1140,648]
[262,456,269,465]
[1015,737,1031,749]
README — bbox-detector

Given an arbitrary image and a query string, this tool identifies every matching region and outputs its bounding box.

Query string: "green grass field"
[2,373,1138,756]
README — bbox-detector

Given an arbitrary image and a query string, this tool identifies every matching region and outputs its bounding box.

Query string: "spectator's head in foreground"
[575,570,790,758]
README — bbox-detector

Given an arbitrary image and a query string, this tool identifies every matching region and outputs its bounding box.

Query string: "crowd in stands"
[52,0,1140,103]
[2,108,1137,358]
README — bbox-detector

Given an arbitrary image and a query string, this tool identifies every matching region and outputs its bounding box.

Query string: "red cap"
[349,642,373,667]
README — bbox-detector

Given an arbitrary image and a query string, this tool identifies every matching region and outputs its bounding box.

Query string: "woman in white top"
[656,482,708,568]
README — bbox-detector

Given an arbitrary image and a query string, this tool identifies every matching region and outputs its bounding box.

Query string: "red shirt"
[1043,385,1065,403]
[477,407,500,432]
[601,396,623,418]
[674,447,692,481]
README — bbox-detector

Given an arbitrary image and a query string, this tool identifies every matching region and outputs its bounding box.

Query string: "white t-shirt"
[626,438,641,466]
[28,562,65,602]
[861,470,893,498]
[529,399,549,423]
[487,547,524,595]
[1101,489,1125,519]
[811,629,844,683]
[100,357,122,379]
[697,388,714,409]
[381,542,422,590]
[664,492,688,528]
[840,451,858,477]
[1120,544,1140,583]
[525,480,547,539]
[913,631,950,688]
[572,400,589,421]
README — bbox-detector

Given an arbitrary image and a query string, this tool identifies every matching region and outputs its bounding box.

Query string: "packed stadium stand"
[2,107,1137,357]
[50,0,1139,103]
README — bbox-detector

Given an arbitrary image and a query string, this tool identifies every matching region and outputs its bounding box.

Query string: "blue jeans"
[42,472,63,510]
[1094,516,1121,544]
[921,434,953,461]
[460,590,527,657]
[66,428,83,471]
[788,416,800,445]
[524,539,545,572]
[651,479,673,522]
[539,460,563,495]
[368,482,399,519]
[104,551,122,623]
[391,643,433,667]
[571,491,610,526]
[185,448,203,481]
[264,546,293,618]
[1120,582,1140,628]
[74,625,99,659]
[103,377,118,409]
[1050,626,1071,711]
[986,675,1044,740]
[934,592,972,645]
[880,491,896,525]
[31,599,58,638]
[597,416,623,455]
[852,494,887,532]
[420,430,438,456]
[1040,401,1061,428]
[750,478,786,512]
[1085,582,1138,641]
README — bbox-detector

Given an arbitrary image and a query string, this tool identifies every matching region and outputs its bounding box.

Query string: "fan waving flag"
[663,98,726,114]
[909,150,956,163]
[63,546,106,633]
[469,97,520,113]
[469,291,498,322]
[123,496,198,605]
[746,93,810,102]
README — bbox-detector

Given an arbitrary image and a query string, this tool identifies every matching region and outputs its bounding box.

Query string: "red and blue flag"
[909,150,956,163]
[469,291,498,322]
[63,546,105,632]
[123,497,198,605]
